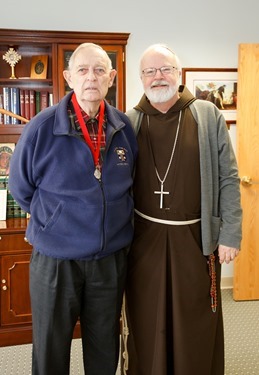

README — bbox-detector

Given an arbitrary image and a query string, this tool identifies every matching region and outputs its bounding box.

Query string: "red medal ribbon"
[71,93,105,167]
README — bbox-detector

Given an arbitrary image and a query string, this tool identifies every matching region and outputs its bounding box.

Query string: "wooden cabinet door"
[1,254,32,325]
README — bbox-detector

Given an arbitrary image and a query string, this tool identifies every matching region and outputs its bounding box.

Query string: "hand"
[218,244,240,264]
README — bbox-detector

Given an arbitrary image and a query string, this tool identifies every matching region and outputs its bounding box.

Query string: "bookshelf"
[0,28,129,347]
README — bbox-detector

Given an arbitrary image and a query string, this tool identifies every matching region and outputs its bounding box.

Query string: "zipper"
[98,178,106,252]
[69,132,107,253]
[97,127,121,253]
[69,124,128,254]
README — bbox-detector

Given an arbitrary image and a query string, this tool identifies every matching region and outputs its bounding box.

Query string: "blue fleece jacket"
[9,91,138,260]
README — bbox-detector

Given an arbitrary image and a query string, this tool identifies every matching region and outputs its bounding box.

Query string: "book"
[0,175,27,219]
[19,89,25,119]
[0,143,15,176]
[6,188,15,218]
[0,175,8,189]
[29,90,36,119]
[40,91,49,111]
[2,87,11,124]
[10,87,21,124]
[0,189,7,220]
[35,91,41,114]
[13,199,22,218]
[0,94,4,125]
[0,176,10,220]
[20,207,27,218]
[24,90,30,120]
[49,93,54,107]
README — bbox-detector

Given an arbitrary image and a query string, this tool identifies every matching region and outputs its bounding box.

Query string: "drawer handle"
[2,286,8,291]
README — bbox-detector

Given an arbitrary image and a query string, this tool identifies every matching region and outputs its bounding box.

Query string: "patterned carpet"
[0,289,258,374]
[223,288,259,374]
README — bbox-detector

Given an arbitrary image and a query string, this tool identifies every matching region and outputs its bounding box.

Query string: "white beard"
[145,81,179,103]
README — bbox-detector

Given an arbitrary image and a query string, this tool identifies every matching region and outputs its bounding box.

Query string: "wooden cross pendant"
[154,183,169,209]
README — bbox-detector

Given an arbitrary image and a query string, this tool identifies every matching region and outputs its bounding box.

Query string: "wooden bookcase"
[0,28,129,347]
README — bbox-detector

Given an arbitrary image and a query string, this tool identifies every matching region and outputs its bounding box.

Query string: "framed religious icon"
[0,143,15,176]
[182,68,238,123]
[31,55,48,79]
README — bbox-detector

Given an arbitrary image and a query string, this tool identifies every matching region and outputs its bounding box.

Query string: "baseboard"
[221,277,233,289]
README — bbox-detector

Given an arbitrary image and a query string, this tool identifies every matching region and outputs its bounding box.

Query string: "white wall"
[2,0,259,279]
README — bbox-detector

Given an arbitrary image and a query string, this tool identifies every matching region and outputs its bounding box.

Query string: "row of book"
[0,87,53,125]
[0,176,27,219]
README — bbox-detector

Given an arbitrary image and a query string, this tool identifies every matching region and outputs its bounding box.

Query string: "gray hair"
[68,42,113,70]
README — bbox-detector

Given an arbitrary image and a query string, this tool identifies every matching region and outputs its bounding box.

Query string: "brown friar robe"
[125,86,224,375]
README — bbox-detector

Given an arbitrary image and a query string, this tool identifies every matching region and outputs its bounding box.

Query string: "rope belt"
[135,209,201,226]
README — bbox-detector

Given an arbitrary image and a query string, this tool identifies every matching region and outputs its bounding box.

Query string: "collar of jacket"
[53,91,126,136]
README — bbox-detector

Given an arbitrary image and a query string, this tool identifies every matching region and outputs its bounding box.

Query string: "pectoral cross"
[154,183,169,209]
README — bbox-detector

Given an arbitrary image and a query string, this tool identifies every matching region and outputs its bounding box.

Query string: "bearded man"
[124,44,242,375]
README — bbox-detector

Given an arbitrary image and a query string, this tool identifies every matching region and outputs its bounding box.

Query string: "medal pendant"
[94,167,101,180]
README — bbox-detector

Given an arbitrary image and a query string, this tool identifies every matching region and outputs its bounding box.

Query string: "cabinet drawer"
[0,234,32,252]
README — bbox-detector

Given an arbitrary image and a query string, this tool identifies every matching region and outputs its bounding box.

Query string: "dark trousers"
[29,248,127,375]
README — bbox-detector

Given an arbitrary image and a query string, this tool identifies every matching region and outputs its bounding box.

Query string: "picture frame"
[0,143,15,176]
[182,68,238,123]
[30,55,48,79]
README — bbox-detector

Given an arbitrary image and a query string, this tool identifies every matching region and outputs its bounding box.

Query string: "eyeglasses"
[142,66,178,77]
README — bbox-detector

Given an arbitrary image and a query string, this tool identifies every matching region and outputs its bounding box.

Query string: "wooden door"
[233,44,259,300]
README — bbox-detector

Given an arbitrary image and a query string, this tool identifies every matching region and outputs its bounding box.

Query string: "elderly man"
[9,43,137,375]
[124,44,242,375]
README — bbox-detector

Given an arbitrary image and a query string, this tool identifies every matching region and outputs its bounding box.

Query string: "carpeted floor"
[0,288,258,374]
[223,288,259,374]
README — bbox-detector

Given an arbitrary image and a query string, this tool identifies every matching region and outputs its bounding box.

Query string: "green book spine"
[13,200,21,218]
[6,191,14,218]
[35,91,41,114]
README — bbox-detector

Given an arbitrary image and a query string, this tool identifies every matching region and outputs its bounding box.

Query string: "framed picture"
[0,143,15,176]
[182,68,238,123]
[30,55,48,79]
